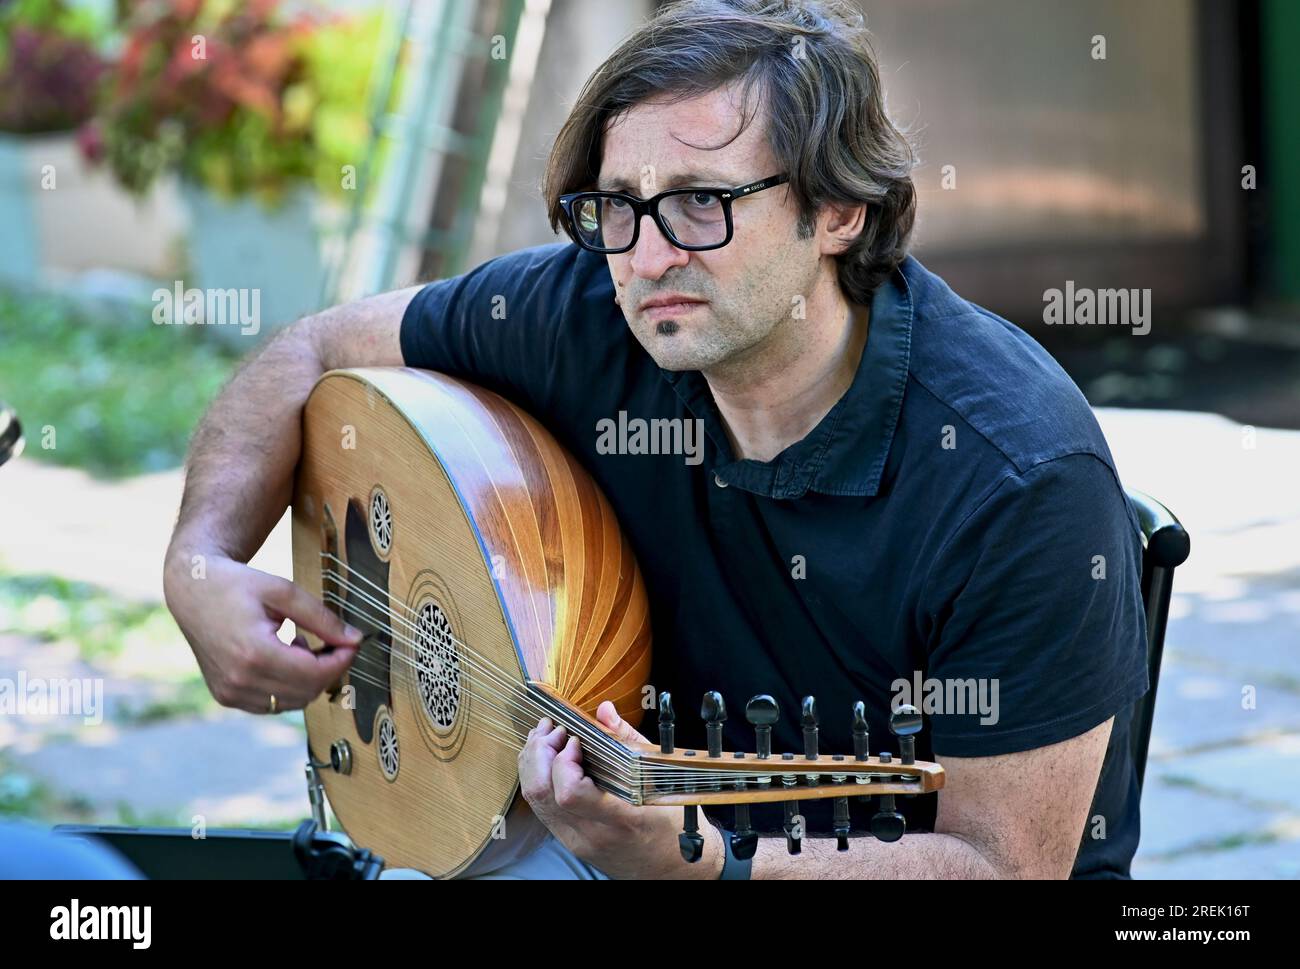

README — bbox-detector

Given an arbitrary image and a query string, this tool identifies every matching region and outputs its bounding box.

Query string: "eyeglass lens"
[572,190,727,250]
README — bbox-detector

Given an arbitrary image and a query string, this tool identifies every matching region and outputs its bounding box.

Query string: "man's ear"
[820,201,868,255]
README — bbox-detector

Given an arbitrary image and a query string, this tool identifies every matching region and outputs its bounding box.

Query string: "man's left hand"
[517,701,724,879]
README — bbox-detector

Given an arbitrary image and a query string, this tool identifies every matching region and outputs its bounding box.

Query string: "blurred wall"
[468,0,1247,321]
[866,0,1203,249]
[860,0,1245,322]
[474,0,656,262]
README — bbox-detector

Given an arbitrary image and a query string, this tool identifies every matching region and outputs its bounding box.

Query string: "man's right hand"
[164,551,363,714]
[159,287,413,715]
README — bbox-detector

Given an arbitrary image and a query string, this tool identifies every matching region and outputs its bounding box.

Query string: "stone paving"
[1093,409,1300,879]
[1,406,1297,876]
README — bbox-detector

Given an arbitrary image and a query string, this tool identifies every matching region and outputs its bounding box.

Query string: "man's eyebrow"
[595,170,737,192]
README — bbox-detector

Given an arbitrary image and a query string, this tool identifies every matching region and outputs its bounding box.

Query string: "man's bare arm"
[749,717,1113,879]
[163,287,419,714]
[169,287,416,562]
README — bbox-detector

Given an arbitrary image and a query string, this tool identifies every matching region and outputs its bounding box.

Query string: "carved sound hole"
[415,601,462,731]
[376,708,399,781]
[369,487,393,555]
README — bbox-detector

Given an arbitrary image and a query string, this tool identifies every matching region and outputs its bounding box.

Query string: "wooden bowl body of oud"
[291,368,652,878]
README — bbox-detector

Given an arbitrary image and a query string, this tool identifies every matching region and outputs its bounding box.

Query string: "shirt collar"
[660,256,914,499]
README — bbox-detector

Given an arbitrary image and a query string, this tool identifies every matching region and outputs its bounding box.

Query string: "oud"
[291,368,944,878]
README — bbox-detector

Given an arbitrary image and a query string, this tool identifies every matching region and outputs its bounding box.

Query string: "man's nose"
[629,213,689,280]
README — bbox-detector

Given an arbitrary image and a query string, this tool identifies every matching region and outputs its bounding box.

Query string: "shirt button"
[713,472,728,488]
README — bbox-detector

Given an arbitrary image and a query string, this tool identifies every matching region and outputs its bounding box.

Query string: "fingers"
[231,577,359,711]
[263,576,363,648]
[550,736,602,810]
[539,720,571,753]
[519,720,604,819]
[229,688,287,716]
[596,700,651,745]
[174,558,362,715]
[211,622,356,714]
[519,719,565,807]
[260,635,358,705]
[209,644,352,714]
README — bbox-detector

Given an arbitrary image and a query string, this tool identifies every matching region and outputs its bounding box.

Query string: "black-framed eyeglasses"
[558,174,789,254]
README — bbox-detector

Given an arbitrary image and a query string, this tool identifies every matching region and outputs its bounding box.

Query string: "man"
[164,0,1147,879]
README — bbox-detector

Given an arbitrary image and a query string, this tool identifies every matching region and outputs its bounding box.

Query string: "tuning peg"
[679,804,704,863]
[780,752,803,855]
[657,691,675,754]
[731,809,758,861]
[782,798,802,855]
[800,695,819,760]
[701,691,726,758]
[852,701,870,760]
[729,695,776,861]
[871,797,906,843]
[833,796,852,851]
[889,703,922,766]
[745,694,779,759]
[870,752,906,843]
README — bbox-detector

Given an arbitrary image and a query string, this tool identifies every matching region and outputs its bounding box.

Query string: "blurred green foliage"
[0,285,238,477]
[0,0,105,46]
[92,1,390,206]
[303,10,391,202]
[0,749,96,822]
[0,572,182,663]
[0,0,110,133]
[114,676,217,725]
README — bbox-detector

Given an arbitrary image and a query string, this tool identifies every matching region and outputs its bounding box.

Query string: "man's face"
[599,85,823,373]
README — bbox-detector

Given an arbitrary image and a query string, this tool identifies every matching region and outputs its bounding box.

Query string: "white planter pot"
[180,181,338,345]
[0,133,45,285]
[0,131,185,286]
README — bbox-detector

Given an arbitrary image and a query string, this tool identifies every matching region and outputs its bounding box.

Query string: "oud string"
[321,558,784,784]
[324,553,913,787]
[315,554,643,790]
[314,560,911,793]
[320,559,635,762]
[320,580,646,788]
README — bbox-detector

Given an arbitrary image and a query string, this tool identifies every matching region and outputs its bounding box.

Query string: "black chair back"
[1125,489,1191,794]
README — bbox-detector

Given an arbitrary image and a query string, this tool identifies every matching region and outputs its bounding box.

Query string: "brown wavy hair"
[542,0,917,302]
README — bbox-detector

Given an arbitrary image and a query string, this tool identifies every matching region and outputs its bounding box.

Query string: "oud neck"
[520,683,944,808]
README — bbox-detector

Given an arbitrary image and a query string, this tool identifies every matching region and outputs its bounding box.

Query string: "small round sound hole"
[415,601,462,732]
[369,487,393,556]
[376,708,399,781]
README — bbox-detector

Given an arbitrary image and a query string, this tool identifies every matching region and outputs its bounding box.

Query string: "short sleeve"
[918,453,1149,756]
[399,241,611,414]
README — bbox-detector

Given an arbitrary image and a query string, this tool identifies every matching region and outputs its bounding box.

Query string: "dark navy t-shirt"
[400,242,1150,878]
